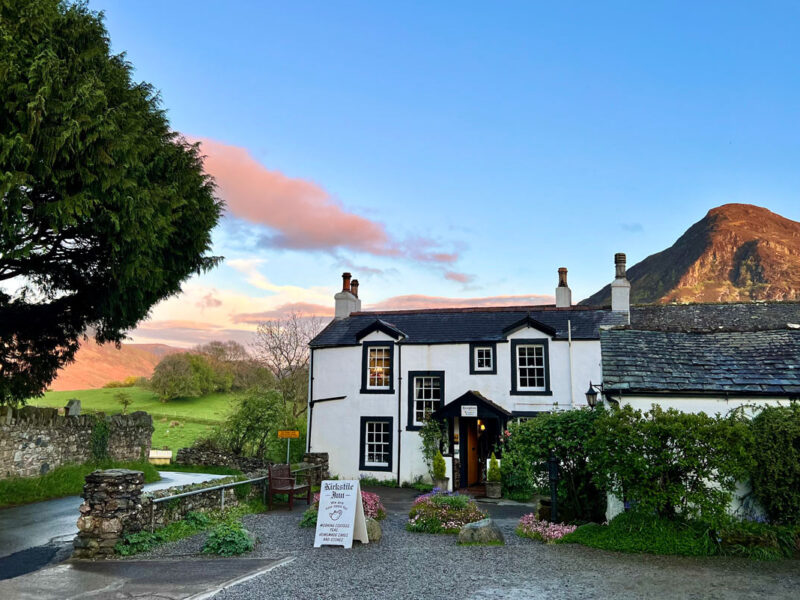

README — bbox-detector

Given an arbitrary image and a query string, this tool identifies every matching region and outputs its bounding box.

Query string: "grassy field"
[30,386,239,456]
[0,460,160,508]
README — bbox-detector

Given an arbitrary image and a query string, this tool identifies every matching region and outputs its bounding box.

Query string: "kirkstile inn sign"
[313,480,369,548]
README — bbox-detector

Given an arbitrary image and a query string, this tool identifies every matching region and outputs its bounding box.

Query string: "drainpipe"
[306,348,314,453]
[396,342,403,486]
[567,320,574,408]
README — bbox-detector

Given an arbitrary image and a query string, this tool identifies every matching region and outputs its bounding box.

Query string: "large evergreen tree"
[0,0,222,404]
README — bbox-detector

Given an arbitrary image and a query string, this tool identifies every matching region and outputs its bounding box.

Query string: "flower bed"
[407,489,486,534]
[299,490,387,528]
[516,513,577,542]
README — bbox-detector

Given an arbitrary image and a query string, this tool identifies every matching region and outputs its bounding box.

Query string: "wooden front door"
[466,420,479,485]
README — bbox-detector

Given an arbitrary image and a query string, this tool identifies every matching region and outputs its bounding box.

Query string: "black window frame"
[359,416,393,472]
[360,341,395,394]
[406,370,445,431]
[510,338,552,396]
[469,342,497,374]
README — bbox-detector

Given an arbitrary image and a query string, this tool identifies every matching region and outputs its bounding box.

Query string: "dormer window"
[469,342,497,374]
[510,339,551,395]
[361,341,394,393]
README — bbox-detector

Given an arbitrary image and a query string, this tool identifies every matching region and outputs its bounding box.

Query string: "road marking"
[186,556,296,600]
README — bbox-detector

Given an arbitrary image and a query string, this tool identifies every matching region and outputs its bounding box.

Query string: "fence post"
[221,488,225,510]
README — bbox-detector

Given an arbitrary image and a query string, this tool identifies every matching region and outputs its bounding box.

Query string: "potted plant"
[486,452,502,498]
[432,450,449,491]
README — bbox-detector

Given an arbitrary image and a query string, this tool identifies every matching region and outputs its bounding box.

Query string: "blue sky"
[93,1,800,346]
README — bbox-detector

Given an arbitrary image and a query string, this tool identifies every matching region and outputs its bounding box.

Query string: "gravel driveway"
[157,487,798,600]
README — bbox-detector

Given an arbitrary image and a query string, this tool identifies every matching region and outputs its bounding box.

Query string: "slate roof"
[630,302,800,333]
[309,307,628,348]
[601,329,800,396]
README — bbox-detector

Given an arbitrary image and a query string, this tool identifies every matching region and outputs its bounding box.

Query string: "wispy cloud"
[194,137,460,264]
[444,271,475,284]
[232,302,334,324]
[621,222,644,233]
[368,293,554,311]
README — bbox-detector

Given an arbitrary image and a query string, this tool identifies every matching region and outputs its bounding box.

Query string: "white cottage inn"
[306,255,800,491]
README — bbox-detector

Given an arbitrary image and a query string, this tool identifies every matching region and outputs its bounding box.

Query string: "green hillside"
[30,386,239,456]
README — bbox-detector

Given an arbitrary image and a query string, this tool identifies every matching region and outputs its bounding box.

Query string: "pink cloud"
[196,293,222,309]
[367,293,554,311]
[232,302,334,324]
[444,271,475,284]
[193,137,458,263]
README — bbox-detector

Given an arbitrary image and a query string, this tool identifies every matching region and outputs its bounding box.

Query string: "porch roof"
[432,390,512,421]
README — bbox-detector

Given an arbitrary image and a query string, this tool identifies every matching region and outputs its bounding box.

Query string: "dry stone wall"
[0,405,153,479]
[175,445,270,474]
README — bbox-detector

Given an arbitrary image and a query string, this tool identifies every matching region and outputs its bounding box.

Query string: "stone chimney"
[611,253,631,321]
[555,267,572,308]
[334,272,361,319]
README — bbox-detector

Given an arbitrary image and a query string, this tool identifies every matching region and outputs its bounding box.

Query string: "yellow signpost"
[278,430,300,462]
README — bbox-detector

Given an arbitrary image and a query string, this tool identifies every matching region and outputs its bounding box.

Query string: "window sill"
[360,464,392,472]
[406,424,423,431]
[509,389,553,396]
[360,387,395,394]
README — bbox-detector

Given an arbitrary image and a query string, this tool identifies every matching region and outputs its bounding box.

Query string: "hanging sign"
[314,480,369,548]
[461,405,478,417]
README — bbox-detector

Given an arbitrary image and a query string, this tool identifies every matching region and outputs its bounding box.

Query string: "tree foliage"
[251,312,324,416]
[0,0,222,404]
[149,353,230,402]
[588,405,754,524]
[194,340,268,391]
[750,403,800,525]
[500,409,606,522]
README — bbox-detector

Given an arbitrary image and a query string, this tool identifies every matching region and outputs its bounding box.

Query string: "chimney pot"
[351,279,359,297]
[614,253,627,279]
[342,272,352,292]
[555,267,572,307]
[558,267,568,287]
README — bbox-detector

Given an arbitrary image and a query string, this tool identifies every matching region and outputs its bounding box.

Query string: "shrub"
[499,409,606,522]
[750,403,800,525]
[433,451,446,480]
[558,511,716,557]
[202,522,254,556]
[516,513,576,542]
[115,530,164,555]
[115,391,133,414]
[419,417,447,478]
[588,405,754,525]
[234,482,252,501]
[299,506,318,528]
[359,475,398,488]
[407,490,485,534]
[90,417,110,461]
[185,511,211,528]
[487,453,501,483]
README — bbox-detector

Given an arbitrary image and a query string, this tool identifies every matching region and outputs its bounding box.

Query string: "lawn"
[30,386,239,456]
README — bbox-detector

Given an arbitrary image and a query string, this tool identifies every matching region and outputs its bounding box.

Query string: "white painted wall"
[613,395,794,416]
[309,324,603,483]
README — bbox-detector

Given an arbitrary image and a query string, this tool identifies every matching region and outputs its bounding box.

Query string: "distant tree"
[0,0,222,405]
[115,391,133,414]
[150,352,233,402]
[251,312,325,416]
[194,340,267,390]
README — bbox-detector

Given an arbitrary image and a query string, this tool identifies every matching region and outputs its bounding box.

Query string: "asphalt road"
[0,470,227,580]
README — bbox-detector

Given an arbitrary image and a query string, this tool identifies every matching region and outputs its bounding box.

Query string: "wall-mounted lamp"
[585,381,603,409]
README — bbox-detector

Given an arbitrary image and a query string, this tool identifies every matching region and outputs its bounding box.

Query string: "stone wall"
[0,405,153,479]
[74,469,145,558]
[138,475,266,532]
[299,452,329,487]
[175,445,269,474]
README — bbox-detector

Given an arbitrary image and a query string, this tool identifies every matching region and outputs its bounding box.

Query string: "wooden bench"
[267,463,312,511]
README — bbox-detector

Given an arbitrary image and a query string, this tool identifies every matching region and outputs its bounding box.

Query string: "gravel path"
[199,491,800,600]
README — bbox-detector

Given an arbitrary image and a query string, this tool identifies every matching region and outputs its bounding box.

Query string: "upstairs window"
[475,347,493,371]
[469,342,497,374]
[517,345,545,389]
[510,339,551,395]
[361,342,394,394]
[368,346,391,389]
